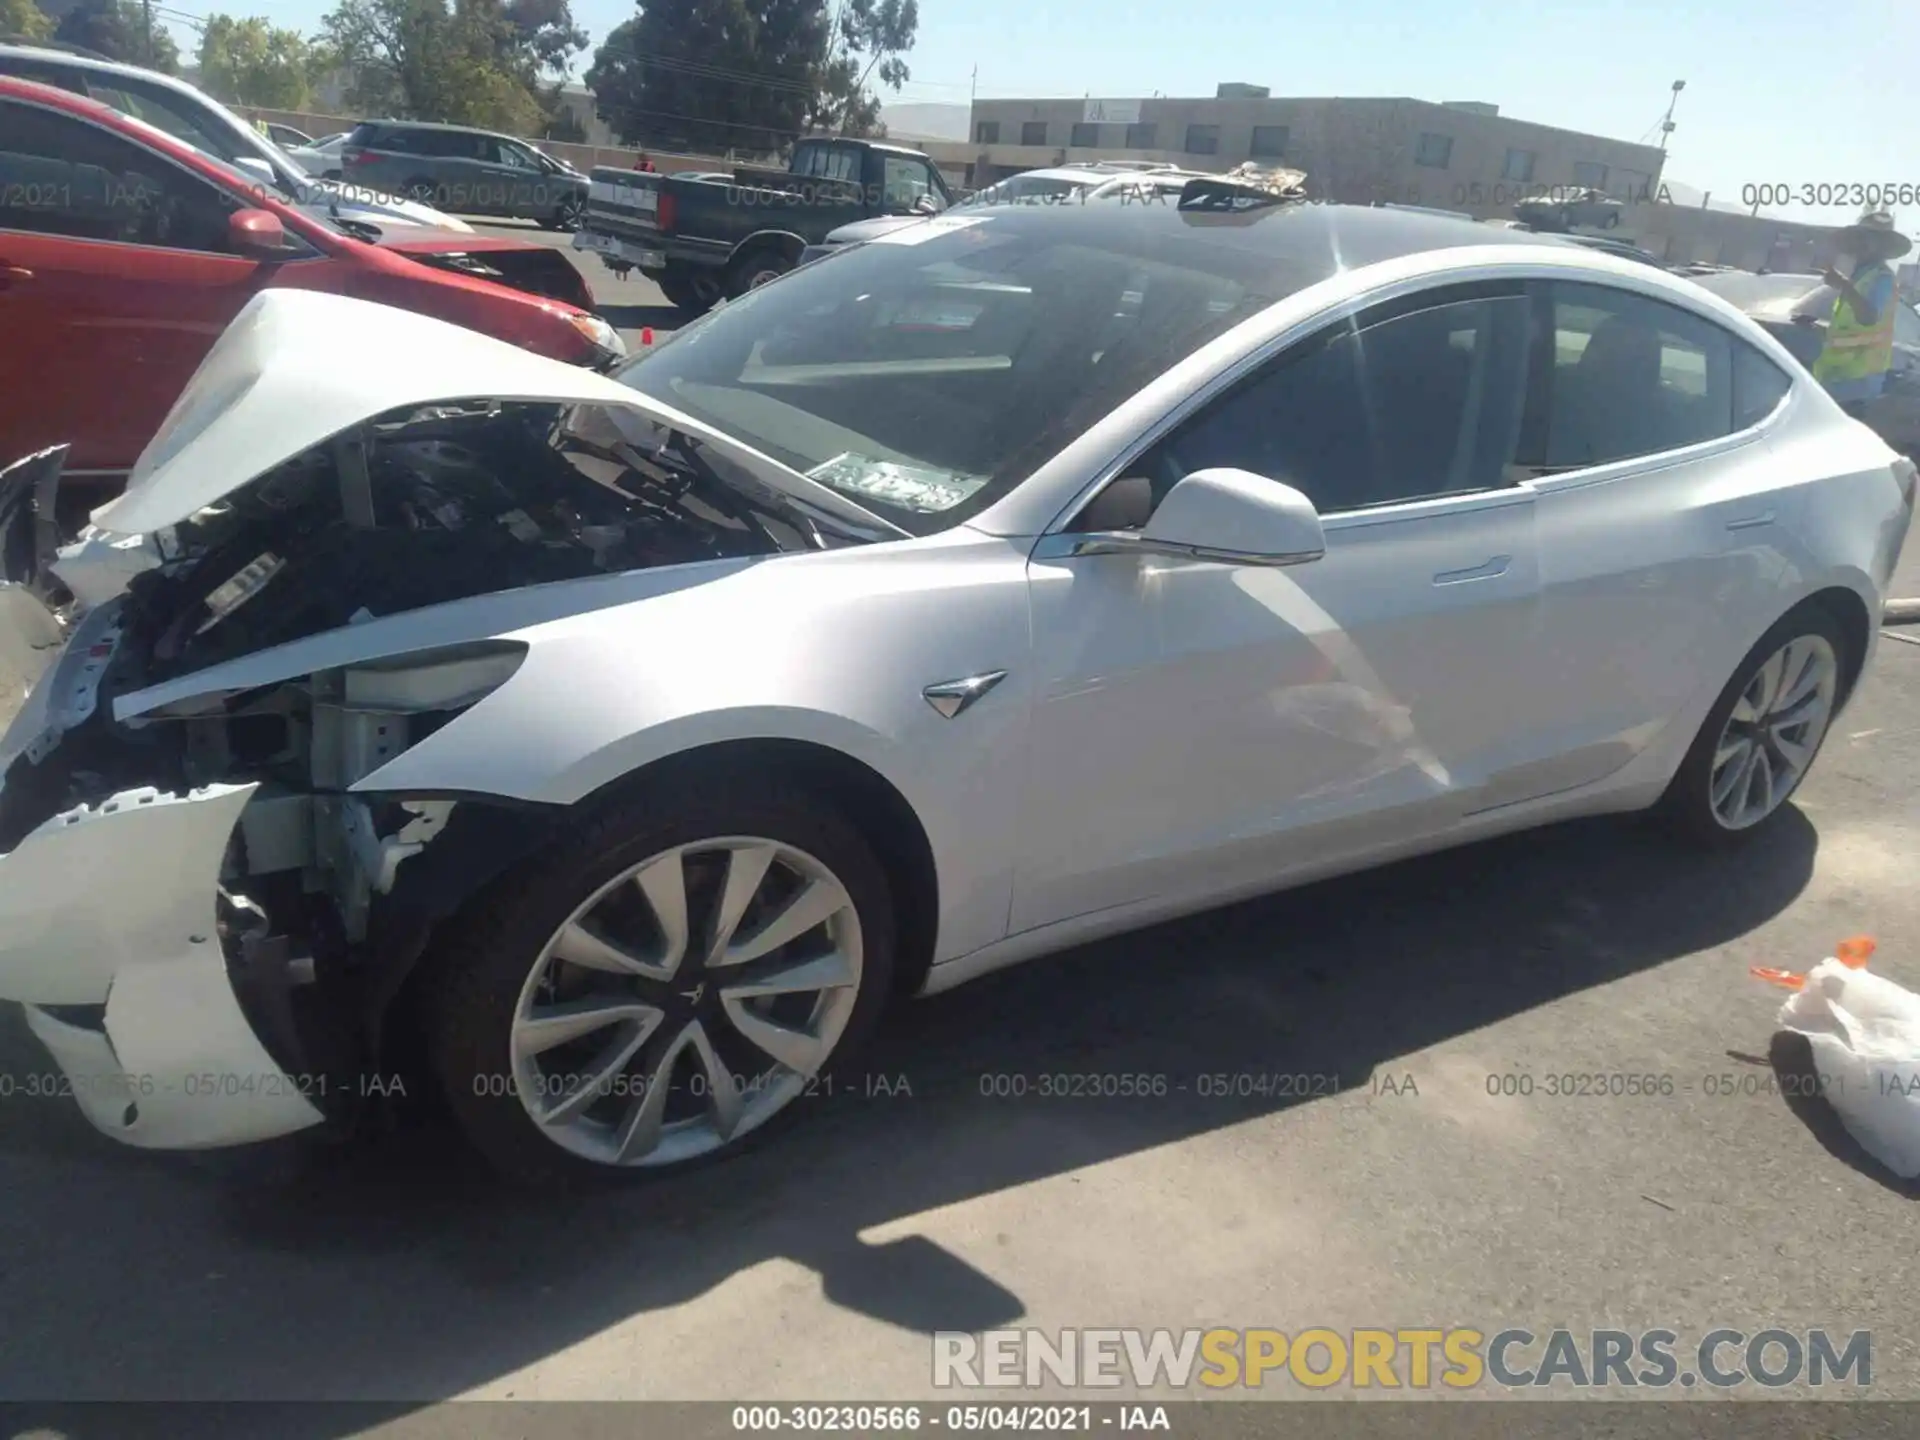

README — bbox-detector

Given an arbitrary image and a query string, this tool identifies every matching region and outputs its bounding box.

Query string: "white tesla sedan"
[0,198,1912,1186]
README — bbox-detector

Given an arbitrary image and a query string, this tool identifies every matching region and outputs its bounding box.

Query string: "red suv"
[0,78,624,490]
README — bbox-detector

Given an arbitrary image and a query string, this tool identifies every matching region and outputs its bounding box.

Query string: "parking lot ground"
[2,338,1919,1415]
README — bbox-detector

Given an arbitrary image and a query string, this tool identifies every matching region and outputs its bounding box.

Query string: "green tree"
[54,0,181,71]
[809,0,915,135]
[197,15,321,109]
[319,0,584,132]
[585,0,827,154]
[0,0,54,42]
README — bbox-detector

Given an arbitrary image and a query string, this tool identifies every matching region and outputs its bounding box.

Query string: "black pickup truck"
[574,136,954,313]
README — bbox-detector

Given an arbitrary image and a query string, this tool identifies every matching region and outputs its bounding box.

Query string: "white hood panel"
[93,289,905,541]
[95,290,644,537]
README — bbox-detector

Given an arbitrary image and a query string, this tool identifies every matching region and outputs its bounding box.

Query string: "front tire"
[427,774,896,1187]
[1654,606,1849,846]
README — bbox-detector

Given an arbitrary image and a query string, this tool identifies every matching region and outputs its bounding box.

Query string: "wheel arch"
[1795,583,1874,707]
[728,229,808,271]
[582,737,943,1000]
[374,735,942,1062]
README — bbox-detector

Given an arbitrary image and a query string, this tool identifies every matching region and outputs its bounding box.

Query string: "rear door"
[0,97,291,476]
[1516,280,1803,793]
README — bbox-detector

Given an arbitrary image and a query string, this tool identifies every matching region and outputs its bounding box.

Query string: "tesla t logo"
[681,982,708,1005]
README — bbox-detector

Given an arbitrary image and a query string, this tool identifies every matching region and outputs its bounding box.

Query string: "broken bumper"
[0,770,326,1150]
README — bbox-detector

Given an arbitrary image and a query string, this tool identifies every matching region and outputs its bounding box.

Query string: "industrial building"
[965,86,1667,215]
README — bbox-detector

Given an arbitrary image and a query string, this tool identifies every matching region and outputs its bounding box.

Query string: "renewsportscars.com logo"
[932,1327,1872,1391]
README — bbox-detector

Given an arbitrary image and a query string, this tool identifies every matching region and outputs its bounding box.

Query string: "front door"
[1012,284,1548,932]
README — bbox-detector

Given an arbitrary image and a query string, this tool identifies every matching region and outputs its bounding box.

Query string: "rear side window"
[1733,344,1793,429]
[0,98,239,252]
[1532,282,1734,469]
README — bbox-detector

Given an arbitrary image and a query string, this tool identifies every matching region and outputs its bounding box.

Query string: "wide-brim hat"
[1836,209,1912,261]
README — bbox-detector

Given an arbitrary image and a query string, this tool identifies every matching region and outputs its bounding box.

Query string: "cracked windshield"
[0,0,1916,1430]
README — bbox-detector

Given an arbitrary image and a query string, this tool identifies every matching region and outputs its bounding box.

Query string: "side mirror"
[1058,467,1325,567]
[1142,467,1325,564]
[229,208,290,260]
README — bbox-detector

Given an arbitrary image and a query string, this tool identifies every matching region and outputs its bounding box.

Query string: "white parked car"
[0,201,1912,1186]
[0,44,471,233]
[285,130,349,178]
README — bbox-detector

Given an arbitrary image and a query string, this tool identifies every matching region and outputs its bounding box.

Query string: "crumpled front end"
[0,781,325,1148]
[0,298,827,1155]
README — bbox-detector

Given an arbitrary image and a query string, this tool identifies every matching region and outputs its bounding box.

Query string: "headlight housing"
[566,311,627,361]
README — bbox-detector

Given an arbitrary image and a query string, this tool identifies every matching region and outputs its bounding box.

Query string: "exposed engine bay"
[0,400,819,1123]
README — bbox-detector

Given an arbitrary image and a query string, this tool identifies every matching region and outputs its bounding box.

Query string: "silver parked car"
[0,198,1912,1186]
[339,119,590,229]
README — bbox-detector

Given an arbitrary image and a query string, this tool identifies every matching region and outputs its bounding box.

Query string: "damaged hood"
[94,290,909,541]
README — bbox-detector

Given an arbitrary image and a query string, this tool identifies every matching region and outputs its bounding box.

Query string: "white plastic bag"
[1759,938,1920,1179]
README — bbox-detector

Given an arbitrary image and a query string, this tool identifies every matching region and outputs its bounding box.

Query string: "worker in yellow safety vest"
[1813,210,1911,416]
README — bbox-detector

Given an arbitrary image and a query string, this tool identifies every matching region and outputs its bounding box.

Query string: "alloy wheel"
[509,836,864,1167]
[1708,634,1837,830]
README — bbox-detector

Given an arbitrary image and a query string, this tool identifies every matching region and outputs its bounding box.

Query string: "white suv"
[0,42,471,233]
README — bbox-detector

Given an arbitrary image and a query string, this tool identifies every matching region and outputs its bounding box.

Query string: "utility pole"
[141,0,154,64]
[1657,80,1684,157]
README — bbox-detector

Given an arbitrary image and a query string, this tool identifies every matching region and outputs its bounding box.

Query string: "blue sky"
[173,0,1917,237]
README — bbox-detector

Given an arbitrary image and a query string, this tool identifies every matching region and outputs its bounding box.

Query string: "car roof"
[353,117,517,140]
[926,195,1567,276]
[0,41,206,98]
[0,75,291,194]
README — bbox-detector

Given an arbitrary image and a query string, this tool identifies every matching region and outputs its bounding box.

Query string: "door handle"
[1433,555,1511,585]
[1724,512,1775,531]
[0,262,33,286]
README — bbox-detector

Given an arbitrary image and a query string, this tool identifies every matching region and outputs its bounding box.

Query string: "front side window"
[0,99,240,253]
[493,139,540,171]
[81,77,237,165]
[1139,292,1533,515]
[614,211,1290,534]
[1531,282,1735,469]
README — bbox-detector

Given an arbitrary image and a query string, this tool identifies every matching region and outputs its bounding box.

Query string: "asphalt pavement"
[2,232,1920,1422]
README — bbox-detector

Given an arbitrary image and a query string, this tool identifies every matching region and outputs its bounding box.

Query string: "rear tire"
[658,266,722,316]
[426,772,896,1188]
[726,247,793,298]
[1653,606,1849,847]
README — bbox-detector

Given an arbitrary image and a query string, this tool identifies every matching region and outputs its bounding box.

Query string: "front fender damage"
[0,782,325,1148]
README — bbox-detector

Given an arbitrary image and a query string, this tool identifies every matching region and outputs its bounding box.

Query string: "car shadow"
[0,808,1819,1413]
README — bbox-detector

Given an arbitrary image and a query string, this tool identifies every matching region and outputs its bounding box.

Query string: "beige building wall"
[965,93,1666,215]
